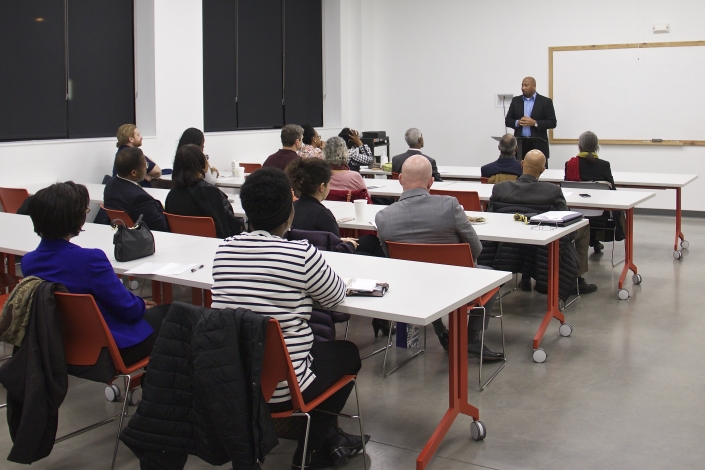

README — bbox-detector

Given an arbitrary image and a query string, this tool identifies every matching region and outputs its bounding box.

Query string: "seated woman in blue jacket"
[21,182,170,366]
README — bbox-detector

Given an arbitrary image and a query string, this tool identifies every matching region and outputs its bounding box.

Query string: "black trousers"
[118,304,170,366]
[269,340,362,454]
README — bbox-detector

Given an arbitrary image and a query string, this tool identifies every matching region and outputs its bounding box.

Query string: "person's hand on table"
[342,237,359,249]
[143,299,158,309]
[519,116,536,127]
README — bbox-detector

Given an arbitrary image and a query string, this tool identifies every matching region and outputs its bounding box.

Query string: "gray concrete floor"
[1,214,703,469]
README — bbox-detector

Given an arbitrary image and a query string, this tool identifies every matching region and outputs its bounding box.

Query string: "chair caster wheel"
[532,348,547,363]
[127,388,142,406]
[673,250,682,260]
[681,240,689,249]
[470,420,486,441]
[618,289,629,300]
[632,274,642,285]
[105,384,121,402]
[559,323,572,337]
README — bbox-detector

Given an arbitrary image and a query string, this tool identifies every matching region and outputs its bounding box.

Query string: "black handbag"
[112,214,155,262]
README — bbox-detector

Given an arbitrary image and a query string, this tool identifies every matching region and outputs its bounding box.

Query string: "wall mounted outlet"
[653,23,670,34]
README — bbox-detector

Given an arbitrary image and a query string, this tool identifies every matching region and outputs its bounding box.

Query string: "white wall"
[2,0,702,210]
[356,0,705,210]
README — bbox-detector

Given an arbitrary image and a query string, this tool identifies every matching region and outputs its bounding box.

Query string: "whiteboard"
[549,42,705,145]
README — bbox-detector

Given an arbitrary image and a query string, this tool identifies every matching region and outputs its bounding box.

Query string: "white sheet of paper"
[344,278,378,292]
[125,262,198,275]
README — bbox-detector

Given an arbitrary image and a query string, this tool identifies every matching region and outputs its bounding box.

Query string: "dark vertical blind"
[0,0,67,140]
[0,0,135,142]
[203,0,238,132]
[284,0,323,126]
[67,0,135,138]
[237,0,283,129]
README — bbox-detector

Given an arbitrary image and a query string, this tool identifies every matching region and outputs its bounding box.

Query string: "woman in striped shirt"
[211,167,366,469]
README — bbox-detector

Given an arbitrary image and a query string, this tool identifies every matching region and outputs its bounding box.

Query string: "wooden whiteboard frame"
[548,41,705,146]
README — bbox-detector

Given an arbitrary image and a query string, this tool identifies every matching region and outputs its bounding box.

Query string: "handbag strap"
[110,213,145,229]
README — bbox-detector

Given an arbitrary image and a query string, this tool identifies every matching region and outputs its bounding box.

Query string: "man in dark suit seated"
[376,155,502,360]
[489,150,596,294]
[391,128,443,182]
[263,124,303,171]
[481,134,523,183]
[104,147,170,232]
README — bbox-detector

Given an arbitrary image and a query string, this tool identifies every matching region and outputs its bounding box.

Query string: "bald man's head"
[521,77,537,97]
[521,150,546,178]
[399,155,433,192]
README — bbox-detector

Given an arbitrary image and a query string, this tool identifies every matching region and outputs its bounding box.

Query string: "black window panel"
[237,0,283,129]
[0,1,67,141]
[284,0,322,127]
[203,0,238,132]
[67,0,135,138]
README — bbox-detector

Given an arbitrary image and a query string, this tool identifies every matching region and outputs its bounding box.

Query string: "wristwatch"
[534,122,538,127]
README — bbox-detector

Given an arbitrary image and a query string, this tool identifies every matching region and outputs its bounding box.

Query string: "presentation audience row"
[113,124,161,187]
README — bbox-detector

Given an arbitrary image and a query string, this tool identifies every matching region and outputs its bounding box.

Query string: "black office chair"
[560,181,625,267]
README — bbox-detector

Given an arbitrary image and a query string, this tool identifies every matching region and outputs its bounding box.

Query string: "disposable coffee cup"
[234,166,245,178]
[354,199,366,220]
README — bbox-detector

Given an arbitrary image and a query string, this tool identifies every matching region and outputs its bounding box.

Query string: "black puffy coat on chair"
[478,202,579,301]
[120,302,278,468]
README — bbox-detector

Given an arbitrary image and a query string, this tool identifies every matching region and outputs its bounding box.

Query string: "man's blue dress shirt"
[515,92,536,137]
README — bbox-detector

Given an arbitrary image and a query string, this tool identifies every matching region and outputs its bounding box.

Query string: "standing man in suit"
[391,128,443,181]
[504,77,557,165]
[488,150,596,294]
[104,147,170,232]
[376,155,502,360]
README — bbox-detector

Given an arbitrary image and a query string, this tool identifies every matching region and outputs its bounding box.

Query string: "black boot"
[432,319,449,351]
[468,320,503,361]
[371,318,395,337]
[290,447,334,470]
[323,426,370,464]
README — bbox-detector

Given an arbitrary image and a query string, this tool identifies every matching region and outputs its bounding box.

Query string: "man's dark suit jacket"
[104,176,170,232]
[481,157,522,178]
[504,93,557,159]
[391,149,443,182]
[488,174,567,211]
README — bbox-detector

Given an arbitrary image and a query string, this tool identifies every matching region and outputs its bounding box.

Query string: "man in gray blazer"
[391,128,443,181]
[375,155,502,360]
[488,150,596,294]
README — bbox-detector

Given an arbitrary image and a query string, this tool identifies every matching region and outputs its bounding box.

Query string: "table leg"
[618,208,637,290]
[416,307,479,470]
[533,240,565,350]
[151,281,162,305]
[674,187,686,251]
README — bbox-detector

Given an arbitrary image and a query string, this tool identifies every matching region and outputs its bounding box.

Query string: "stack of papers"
[125,262,199,275]
[344,278,378,292]
[530,211,583,223]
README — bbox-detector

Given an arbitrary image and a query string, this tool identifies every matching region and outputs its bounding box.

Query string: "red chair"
[241,163,262,174]
[163,213,215,306]
[326,188,372,204]
[0,187,29,214]
[261,319,366,470]
[100,205,135,227]
[54,292,149,469]
[0,188,29,293]
[480,177,490,184]
[429,189,482,212]
[385,242,505,390]
[391,172,400,180]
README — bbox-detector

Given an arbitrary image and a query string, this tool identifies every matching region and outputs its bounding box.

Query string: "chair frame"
[163,212,217,238]
[385,242,506,389]
[100,204,135,227]
[261,319,366,470]
[54,292,149,470]
[240,163,262,174]
[429,188,482,212]
[0,187,29,214]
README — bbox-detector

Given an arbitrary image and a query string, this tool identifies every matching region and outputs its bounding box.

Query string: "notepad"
[125,262,198,275]
[529,211,583,225]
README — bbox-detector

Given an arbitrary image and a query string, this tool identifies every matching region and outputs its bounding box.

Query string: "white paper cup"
[234,166,245,178]
[354,199,367,220]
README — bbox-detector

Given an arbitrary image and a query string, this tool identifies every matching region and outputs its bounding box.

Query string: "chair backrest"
[261,319,306,410]
[0,187,30,214]
[487,173,518,185]
[391,172,400,180]
[241,163,262,174]
[164,212,217,238]
[101,204,135,227]
[480,177,490,184]
[560,181,612,191]
[326,188,372,204]
[53,292,130,373]
[386,241,475,268]
[0,293,9,309]
[429,189,482,212]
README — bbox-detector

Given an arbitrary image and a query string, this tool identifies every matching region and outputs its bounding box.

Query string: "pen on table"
[191,264,204,273]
